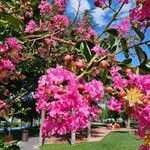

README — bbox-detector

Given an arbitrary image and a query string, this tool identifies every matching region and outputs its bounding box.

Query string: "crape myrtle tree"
[0,0,150,149]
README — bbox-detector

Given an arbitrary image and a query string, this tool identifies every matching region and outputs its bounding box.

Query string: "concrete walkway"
[17,135,39,150]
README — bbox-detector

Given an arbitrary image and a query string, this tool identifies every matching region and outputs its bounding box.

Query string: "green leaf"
[135,45,147,64]
[100,40,110,49]
[80,42,84,51]
[0,19,7,25]
[118,58,132,67]
[76,41,94,62]
[132,22,145,41]
[122,58,132,64]
[120,38,129,58]
[139,65,150,74]
[31,0,39,7]
[0,13,23,32]
[106,28,119,37]
[101,70,108,84]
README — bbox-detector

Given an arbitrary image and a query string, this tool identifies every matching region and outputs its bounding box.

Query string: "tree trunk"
[9,116,14,135]
[30,119,33,128]
[39,110,46,146]
[125,117,131,129]
[87,121,91,139]
[70,132,76,145]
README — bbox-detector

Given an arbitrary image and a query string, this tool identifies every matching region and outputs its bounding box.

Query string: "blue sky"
[65,0,150,67]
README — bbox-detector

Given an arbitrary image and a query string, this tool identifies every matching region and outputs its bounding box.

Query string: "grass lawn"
[41,131,142,150]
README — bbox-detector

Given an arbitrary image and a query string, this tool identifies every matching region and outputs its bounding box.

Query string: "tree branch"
[96,2,125,40]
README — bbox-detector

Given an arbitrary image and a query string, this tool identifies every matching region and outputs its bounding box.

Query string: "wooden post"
[39,110,46,146]
[87,121,91,139]
[70,132,76,145]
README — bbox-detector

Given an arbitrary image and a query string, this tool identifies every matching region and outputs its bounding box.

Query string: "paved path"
[17,127,134,150]
[17,136,39,150]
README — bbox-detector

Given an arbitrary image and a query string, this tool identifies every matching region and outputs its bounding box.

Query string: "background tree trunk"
[125,117,131,129]
[87,121,91,139]
[70,132,76,145]
[39,110,45,146]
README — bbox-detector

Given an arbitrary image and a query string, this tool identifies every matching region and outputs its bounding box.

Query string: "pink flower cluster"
[34,66,104,137]
[77,26,97,41]
[115,18,130,35]
[107,67,150,149]
[25,20,39,33]
[0,100,6,109]
[6,37,22,51]
[92,44,109,56]
[1,58,15,71]
[107,97,122,112]
[38,0,52,15]
[110,66,128,89]
[0,100,9,116]
[130,0,150,20]
[54,0,67,12]
[38,14,69,32]
[84,80,104,102]
[52,14,69,29]
[94,0,106,7]
[0,37,22,79]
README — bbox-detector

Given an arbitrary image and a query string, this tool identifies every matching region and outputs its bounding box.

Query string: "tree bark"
[70,132,76,145]
[125,117,131,129]
[39,110,46,146]
[87,121,91,139]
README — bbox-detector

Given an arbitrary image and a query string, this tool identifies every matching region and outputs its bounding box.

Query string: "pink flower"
[1,58,15,71]
[115,18,130,35]
[110,66,121,76]
[25,20,39,33]
[54,0,66,12]
[0,43,8,52]
[45,38,58,47]
[146,90,150,98]
[107,97,122,112]
[6,37,22,51]
[139,145,150,150]
[38,0,52,15]
[94,0,106,7]
[83,27,97,41]
[130,1,150,20]
[35,66,102,137]
[118,0,128,4]
[84,80,104,102]
[0,100,8,116]
[138,105,150,129]
[110,67,128,89]
[92,44,109,55]
[52,15,69,29]
[0,100,6,109]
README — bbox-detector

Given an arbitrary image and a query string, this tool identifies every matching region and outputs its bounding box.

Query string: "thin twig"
[115,39,150,55]
[96,2,125,40]
[78,55,107,79]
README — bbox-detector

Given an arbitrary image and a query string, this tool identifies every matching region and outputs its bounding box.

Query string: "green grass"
[41,132,142,150]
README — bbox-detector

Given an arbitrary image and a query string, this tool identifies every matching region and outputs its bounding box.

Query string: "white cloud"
[66,0,135,30]
[90,8,111,27]
[67,0,91,17]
